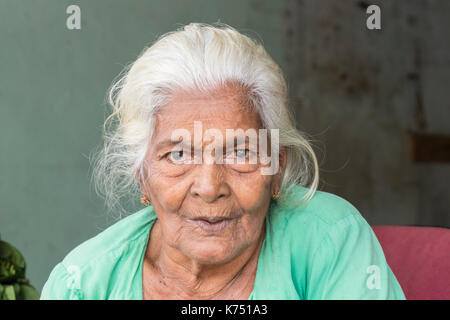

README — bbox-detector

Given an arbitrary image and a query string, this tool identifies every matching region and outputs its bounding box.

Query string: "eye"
[225,148,254,163]
[167,150,185,163]
[235,149,249,159]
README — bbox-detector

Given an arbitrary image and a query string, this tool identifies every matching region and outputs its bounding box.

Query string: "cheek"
[228,172,273,212]
[158,214,192,244]
[146,163,191,213]
[226,171,272,239]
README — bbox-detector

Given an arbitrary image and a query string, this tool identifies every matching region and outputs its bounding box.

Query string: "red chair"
[372,225,450,300]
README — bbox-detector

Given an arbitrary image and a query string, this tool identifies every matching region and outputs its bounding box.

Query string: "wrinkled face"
[140,84,284,264]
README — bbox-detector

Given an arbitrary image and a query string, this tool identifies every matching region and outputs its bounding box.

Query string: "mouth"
[187,216,236,234]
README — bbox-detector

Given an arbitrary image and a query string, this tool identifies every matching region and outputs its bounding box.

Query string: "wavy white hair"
[91,22,319,218]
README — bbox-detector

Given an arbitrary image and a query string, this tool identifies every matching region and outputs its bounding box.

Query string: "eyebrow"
[155,136,259,151]
[155,138,192,150]
[224,136,259,151]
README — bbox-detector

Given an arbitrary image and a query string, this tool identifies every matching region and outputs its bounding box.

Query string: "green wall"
[0,0,285,293]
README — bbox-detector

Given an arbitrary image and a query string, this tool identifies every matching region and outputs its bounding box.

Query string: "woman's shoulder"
[41,206,155,299]
[266,185,405,299]
[60,206,155,270]
[272,184,372,250]
[279,184,366,228]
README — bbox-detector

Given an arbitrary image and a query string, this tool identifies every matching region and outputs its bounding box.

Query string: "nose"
[190,163,230,203]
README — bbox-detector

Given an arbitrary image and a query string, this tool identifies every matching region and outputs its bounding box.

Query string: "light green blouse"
[40,185,405,300]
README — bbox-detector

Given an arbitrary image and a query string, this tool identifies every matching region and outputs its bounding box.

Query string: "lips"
[189,217,234,234]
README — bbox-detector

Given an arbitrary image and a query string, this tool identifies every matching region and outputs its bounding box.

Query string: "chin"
[183,240,241,265]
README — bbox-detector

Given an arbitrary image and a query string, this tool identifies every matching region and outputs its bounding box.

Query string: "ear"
[135,166,148,195]
[279,147,287,174]
[271,148,287,194]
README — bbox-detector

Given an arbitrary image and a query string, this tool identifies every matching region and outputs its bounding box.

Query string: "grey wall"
[282,0,450,228]
[0,0,448,294]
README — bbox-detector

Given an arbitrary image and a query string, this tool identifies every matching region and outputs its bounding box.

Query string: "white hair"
[91,22,319,218]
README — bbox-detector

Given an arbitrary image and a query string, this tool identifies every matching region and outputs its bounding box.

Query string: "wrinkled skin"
[139,83,286,299]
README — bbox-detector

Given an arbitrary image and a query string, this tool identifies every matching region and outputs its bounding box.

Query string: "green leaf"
[0,240,26,282]
[18,284,40,300]
[3,285,16,300]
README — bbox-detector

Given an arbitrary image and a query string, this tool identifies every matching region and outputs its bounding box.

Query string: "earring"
[140,195,150,206]
[272,191,280,200]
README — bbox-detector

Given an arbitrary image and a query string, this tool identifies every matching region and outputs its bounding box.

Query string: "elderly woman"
[41,23,405,300]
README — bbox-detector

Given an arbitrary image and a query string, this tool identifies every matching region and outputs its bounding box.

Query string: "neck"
[144,219,265,299]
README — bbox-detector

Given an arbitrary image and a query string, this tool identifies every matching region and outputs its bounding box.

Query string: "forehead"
[153,85,262,136]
